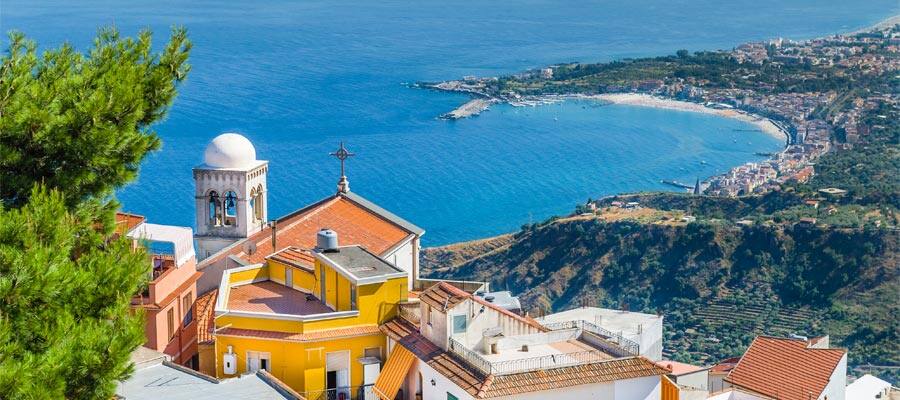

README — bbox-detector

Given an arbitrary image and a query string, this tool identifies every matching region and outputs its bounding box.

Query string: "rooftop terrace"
[227,281,333,315]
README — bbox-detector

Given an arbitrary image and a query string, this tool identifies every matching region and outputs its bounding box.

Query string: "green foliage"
[0,27,191,207]
[0,187,149,399]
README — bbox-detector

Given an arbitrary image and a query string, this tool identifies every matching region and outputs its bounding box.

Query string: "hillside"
[421,217,899,377]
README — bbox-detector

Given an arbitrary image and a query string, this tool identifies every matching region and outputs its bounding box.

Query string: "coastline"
[582,93,790,142]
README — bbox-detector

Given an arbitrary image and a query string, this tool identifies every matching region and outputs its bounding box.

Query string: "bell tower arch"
[193,132,268,259]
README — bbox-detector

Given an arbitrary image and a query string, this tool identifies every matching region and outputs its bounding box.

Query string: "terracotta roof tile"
[381,318,666,399]
[201,194,416,267]
[114,212,145,235]
[267,246,315,271]
[195,289,218,345]
[725,336,846,400]
[419,282,546,332]
[217,325,381,342]
[482,357,667,398]
[380,318,418,342]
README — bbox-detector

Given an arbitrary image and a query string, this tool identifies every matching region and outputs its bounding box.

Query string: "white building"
[374,282,667,400]
[845,374,893,400]
[536,306,664,361]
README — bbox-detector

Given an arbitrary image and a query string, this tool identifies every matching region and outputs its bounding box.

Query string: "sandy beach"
[584,93,789,142]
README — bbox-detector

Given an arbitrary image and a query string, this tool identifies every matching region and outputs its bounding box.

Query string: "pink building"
[118,213,202,368]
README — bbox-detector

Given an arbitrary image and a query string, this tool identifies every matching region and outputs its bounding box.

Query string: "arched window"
[254,184,264,221]
[249,188,257,222]
[208,191,220,226]
[223,191,238,226]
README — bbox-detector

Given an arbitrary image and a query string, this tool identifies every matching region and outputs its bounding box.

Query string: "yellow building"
[209,230,409,399]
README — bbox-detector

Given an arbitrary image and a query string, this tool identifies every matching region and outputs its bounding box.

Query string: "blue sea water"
[3,1,896,245]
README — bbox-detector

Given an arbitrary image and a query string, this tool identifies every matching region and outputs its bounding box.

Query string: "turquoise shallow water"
[3,1,896,245]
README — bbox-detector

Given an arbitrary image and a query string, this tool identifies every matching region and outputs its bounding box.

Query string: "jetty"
[441,98,494,119]
[661,180,694,190]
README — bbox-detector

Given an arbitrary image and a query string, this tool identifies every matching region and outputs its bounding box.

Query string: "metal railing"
[490,349,611,375]
[302,384,377,400]
[542,320,640,356]
[448,337,619,376]
[448,338,493,375]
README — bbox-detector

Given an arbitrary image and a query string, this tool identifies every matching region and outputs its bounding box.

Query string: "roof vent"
[484,295,496,303]
[317,229,339,252]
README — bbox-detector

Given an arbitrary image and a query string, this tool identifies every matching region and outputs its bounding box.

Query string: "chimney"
[270,220,277,250]
[317,229,339,252]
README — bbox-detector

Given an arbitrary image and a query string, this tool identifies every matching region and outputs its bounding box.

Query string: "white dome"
[203,133,257,168]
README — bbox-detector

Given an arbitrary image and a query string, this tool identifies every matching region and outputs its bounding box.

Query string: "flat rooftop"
[228,281,333,315]
[316,245,406,283]
[480,339,607,364]
[537,307,661,336]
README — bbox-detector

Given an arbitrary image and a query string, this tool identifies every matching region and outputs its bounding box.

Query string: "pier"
[441,98,494,119]
[661,180,694,190]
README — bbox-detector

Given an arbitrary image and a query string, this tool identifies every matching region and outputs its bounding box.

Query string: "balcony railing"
[542,320,640,356]
[448,338,493,375]
[448,337,617,376]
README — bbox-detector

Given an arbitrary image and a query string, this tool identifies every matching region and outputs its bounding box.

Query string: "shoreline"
[580,93,790,142]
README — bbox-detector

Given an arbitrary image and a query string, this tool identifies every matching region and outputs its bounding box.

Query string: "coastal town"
[3,2,898,400]
[425,19,899,198]
[109,134,894,400]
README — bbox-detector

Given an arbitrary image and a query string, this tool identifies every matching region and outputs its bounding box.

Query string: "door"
[285,267,293,288]
[247,352,260,372]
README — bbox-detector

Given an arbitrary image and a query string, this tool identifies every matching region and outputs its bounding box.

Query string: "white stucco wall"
[384,237,415,290]
[819,354,846,400]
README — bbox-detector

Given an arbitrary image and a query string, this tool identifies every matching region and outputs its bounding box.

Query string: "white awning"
[127,223,196,267]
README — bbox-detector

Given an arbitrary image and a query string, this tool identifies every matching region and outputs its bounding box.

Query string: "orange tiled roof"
[381,318,666,398]
[725,336,846,400]
[656,360,705,375]
[115,212,145,235]
[267,246,315,270]
[710,357,741,375]
[482,357,667,398]
[195,289,218,345]
[217,325,381,342]
[420,282,546,332]
[201,193,416,267]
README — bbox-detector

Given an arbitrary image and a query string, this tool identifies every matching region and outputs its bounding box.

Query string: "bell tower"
[193,132,268,260]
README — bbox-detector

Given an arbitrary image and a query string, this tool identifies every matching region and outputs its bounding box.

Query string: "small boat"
[700,160,708,165]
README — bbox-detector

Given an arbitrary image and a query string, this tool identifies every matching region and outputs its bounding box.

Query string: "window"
[452,314,467,334]
[223,191,238,226]
[207,191,220,226]
[424,304,431,325]
[350,284,357,310]
[448,393,458,400]
[364,347,381,360]
[182,293,193,326]
[167,308,175,339]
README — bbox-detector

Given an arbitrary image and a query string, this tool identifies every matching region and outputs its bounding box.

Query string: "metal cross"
[329,141,355,177]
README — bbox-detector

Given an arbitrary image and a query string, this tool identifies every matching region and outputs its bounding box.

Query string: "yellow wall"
[215,333,386,394]
[214,260,409,395]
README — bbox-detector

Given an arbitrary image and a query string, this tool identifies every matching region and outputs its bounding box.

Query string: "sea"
[3,1,896,245]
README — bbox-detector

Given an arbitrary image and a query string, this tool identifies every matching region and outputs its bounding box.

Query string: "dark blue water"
[4,1,896,245]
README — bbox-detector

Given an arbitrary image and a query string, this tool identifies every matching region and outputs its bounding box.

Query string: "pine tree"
[0,27,191,399]
[0,187,149,399]
[0,27,191,207]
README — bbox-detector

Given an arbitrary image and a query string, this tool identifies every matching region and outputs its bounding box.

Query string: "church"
[191,133,425,295]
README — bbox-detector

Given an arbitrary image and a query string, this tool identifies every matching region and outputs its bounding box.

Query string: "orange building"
[119,212,203,368]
